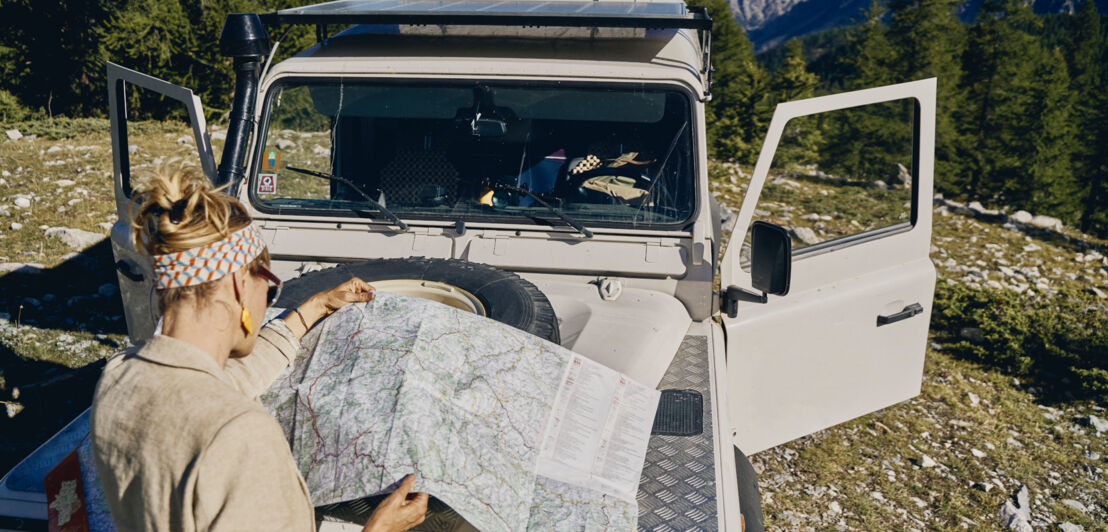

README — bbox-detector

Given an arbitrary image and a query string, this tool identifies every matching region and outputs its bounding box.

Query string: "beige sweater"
[91,321,315,531]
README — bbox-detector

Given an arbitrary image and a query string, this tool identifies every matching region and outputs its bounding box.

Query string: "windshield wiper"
[483,181,593,238]
[286,166,408,231]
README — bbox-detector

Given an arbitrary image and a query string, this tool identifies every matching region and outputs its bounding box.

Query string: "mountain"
[735,0,1108,51]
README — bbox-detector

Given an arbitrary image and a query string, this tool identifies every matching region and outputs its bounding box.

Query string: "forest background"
[0,0,1104,236]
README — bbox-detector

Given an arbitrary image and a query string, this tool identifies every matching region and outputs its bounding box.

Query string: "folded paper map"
[259,293,660,531]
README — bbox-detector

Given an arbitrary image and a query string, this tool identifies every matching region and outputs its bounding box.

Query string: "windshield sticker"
[264,149,281,171]
[258,173,277,195]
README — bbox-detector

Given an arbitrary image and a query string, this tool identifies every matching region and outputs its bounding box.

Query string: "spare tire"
[276,258,560,344]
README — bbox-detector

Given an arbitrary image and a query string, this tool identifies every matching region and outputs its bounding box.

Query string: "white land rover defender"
[0,1,937,530]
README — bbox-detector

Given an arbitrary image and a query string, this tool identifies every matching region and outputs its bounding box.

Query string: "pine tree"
[886,0,967,192]
[1064,0,1108,234]
[959,0,1045,201]
[0,0,114,118]
[1019,46,1080,221]
[843,1,895,90]
[816,1,912,183]
[768,39,822,168]
[687,0,770,164]
[959,0,1081,221]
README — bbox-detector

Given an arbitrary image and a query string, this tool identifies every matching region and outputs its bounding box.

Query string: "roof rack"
[259,0,712,31]
[259,0,714,99]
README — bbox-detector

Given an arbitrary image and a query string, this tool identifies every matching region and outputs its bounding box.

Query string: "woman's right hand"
[363,474,428,532]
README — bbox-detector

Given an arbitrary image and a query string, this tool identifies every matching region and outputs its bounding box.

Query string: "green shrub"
[933,282,1108,403]
[0,89,31,123]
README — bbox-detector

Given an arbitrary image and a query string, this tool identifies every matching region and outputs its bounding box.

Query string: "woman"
[90,164,427,531]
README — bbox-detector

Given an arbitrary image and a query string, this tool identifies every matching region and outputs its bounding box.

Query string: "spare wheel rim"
[368,279,486,316]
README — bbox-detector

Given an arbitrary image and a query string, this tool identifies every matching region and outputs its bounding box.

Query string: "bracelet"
[293,307,310,330]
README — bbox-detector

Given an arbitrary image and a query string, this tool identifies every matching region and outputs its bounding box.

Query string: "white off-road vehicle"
[0,1,936,530]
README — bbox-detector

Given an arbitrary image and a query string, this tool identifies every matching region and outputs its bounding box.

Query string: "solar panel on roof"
[261,0,711,30]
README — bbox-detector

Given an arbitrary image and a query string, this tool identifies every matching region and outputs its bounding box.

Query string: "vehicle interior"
[253,81,697,229]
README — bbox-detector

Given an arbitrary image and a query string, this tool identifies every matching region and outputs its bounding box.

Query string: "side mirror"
[722,221,792,317]
[750,220,791,296]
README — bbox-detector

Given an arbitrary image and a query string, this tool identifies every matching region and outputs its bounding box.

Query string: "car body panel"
[720,79,938,454]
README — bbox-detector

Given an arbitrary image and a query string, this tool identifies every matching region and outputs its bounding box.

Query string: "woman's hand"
[283,277,374,337]
[363,474,428,532]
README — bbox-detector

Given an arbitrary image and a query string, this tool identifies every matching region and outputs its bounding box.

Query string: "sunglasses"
[255,265,283,307]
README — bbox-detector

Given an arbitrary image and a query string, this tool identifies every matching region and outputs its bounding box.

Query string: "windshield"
[250,80,696,229]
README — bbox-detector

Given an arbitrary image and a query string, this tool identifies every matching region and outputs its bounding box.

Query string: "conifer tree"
[768,39,822,168]
[687,0,769,164]
[959,0,1039,200]
[1019,46,1080,220]
[1064,0,1108,234]
[817,2,913,183]
[843,1,895,90]
[0,0,114,118]
[886,0,967,191]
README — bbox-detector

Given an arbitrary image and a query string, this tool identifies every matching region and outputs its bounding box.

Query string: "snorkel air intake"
[216,13,269,188]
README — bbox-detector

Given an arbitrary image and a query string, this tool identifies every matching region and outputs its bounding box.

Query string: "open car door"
[107,62,217,343]
[720,79,937,454]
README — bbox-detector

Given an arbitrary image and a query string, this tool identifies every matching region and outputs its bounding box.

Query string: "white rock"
[8,222,21,230]
[791,226,822,246]
[828,501,842,514]
[971,448,988,458]
[128,145,139,154]
[97,222,114,230]
[998,485,1032,532]
[5,129,22,141]
[918,454,937,468]
[46,145,62,153]
[44,227,104,250]
[275,139,297,150]
[1059,523,1084,532]
[1023,243,1041,252]
[55,179,76,187]
[176,136,193,144]
[968,392,980,406]
[1088,414,1108,433]
[1030,215,1063,230]
[1010,210,1033,224]
[312,145,329,157]
[13,198,30,208]
[1060,499,1087,513]
[1,170,9,177]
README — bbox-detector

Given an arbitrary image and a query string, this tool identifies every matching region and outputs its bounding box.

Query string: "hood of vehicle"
[526,276,692,387]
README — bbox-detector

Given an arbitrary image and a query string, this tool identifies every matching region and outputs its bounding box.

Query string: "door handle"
[115,260,145,283]
[877,303,923,326]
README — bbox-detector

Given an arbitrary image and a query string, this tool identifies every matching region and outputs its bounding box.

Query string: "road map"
[259,293,659,531]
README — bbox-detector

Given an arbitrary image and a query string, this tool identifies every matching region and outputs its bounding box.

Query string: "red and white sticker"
[257,173,277,195]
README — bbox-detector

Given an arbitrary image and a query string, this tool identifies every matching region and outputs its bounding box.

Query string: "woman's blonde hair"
[130,161,269,309]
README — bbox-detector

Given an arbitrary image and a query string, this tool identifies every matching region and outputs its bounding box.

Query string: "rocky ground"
[0,122,1105,530]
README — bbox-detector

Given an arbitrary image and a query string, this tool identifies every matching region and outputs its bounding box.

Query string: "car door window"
[739,98,916,265]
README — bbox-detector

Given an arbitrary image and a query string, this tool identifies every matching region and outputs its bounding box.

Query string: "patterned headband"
[152,225,266,289]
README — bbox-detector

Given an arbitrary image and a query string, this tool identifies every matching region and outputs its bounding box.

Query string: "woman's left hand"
[311,277,375,315]
[285,277,374,337]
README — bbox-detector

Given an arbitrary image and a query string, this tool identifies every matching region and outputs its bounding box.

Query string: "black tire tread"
[277,258,560,344]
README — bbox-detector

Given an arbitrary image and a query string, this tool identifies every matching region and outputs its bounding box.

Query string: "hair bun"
[130,161,253,256]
